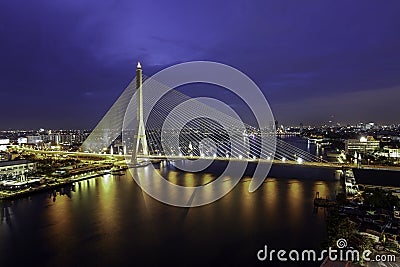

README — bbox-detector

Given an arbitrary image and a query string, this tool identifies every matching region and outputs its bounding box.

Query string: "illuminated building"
[345,136,380,154]
[375,146,400,158]
[0,139,10,151]
[0,160,37,181]
[27,135,42,144]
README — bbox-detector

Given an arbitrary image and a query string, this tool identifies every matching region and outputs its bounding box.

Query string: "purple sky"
[1,0,400,129]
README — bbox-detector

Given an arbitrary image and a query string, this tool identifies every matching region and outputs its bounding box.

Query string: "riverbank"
[0,165,129,200]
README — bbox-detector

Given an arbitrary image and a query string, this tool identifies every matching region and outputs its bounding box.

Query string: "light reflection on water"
[0,165,340,266]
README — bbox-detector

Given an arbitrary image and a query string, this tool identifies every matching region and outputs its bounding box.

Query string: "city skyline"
[1,1,400,129]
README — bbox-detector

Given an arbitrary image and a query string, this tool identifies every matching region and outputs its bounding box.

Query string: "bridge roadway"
[19,148,400,172]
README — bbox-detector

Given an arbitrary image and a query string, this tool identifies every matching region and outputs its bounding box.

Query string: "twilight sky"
[1,0,400,129]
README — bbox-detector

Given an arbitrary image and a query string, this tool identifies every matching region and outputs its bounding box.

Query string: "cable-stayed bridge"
[80,62,327,168]
[74,62,400,175]
[22,62,398,174]
[77,64,327,169]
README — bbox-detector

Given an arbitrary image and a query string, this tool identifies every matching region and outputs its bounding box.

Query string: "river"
[0,161,341,266]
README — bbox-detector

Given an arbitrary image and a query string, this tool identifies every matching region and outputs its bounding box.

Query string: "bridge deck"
[18,148,400,172]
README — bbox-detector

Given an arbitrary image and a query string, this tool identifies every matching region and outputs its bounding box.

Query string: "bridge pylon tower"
[131,61,149,163]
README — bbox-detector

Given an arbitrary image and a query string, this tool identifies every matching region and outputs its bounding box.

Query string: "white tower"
[132,61,148,163]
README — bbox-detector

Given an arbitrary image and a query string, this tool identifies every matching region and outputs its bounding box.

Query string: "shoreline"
[0,170,118,201]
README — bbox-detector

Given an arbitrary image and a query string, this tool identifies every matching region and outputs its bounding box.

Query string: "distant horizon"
[1,120,399,132]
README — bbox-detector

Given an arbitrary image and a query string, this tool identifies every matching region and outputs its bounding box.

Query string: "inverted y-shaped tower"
[132,61,148,163]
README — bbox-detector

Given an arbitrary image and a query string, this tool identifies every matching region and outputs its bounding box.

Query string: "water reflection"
[98,175,120,234]
[0,167,341,266]
[264,178,278,216]
[1,201,13,226]
[287,179,304,225]
[48,185,74,202]
[45,191,74,251]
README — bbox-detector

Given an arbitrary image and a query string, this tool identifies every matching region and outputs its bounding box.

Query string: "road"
[18,148,400,172]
